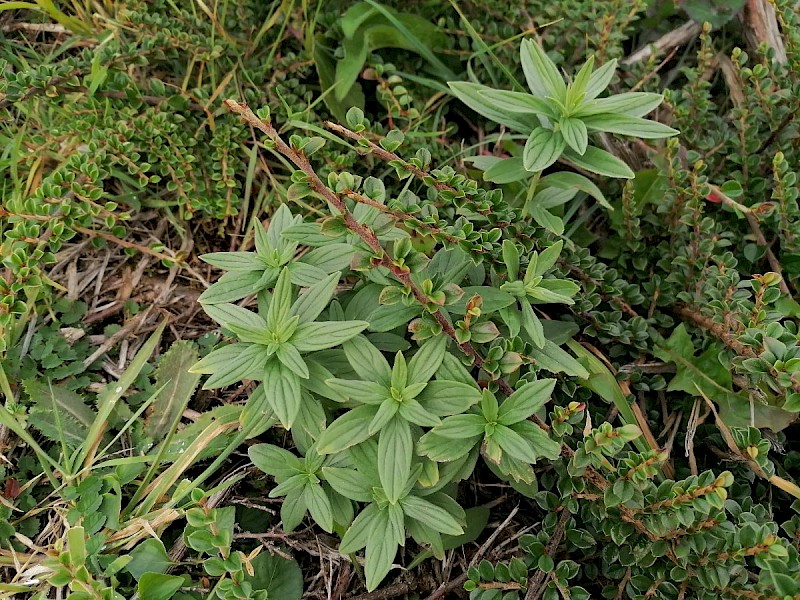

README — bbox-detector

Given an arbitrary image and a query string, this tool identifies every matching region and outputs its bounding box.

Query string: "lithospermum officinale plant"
[189,40,800,597]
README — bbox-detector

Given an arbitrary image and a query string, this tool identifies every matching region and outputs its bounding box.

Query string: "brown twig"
[622,21,702,66]
[422,573,470,600]
[706,185,790,295]
[739,0,787,65]
[325,122,458,195]
[524,509,571,600]
[674,305,756,358]
[341,189,481,251]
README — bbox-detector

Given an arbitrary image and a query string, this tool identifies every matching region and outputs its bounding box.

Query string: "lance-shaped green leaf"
[431,414,486,439]
[190,344,269,389]
[340,503,381,553]
[317,405,379,454]
[563,145,634,179]
[520,300,545,349]
[200,252,266,271]
[281,488,307,531]
[343,335,392,386]
[267,268,294,328]
[322,467,373,502]
[291,321,369,352]
[364,509,399,591]
[417,381,483,416]
[498,379,555,425]
[523,127,566,172]
[491,424,539,463]
[575,92,663,118]
[199,270,274,304]
[407,336,447,386]
[266,203,298,248]
[559,117,588,155]
[476,89,556,117]
[502,240,520,281]
[448,82,539,132]
[288,262,329,287]
[379,417,413,503]
[249,444,304,480]
[581,113,678,139]
[566,55,594,108]
[527,279,580,304]
[203,302,268,334]
[298,243,354,272]
[483,156,528,184]
[511,421,561,460]
[279,490,314,532]
[390,351,408,389]
[264,359,302,428]
[520,38,566,100]
[539,171,608,209]
[417,431,479,462]
[326,378,389,404]
[289,271,340,324]
[304,482,334,532]
[397,398,441,428]
[276,344,309,379]
[584,58,617,100]
[401,495,463,536]
[270,474,308,498]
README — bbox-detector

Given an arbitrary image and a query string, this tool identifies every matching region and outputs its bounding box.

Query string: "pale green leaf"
[567,55,594,107]
[343,335,392,386]
[289,271,340,324]
[511,421,562,460]
[292,321,369,352]
[448,81,539,131]
[379,417,413,502]
[304,483,334,532]
[477,89,556,116]
[498,379,556,425]
[407,336,447,386]
[268,268,294,328]
[520,39,566,100]
[199,270,273,304]
[397,398,441,427]
[264,359,302,428]
[492,424,539,463]
[277,344,310,379]
[401,496,463,536]
[322,467,373,502]
[584,58,617,101]
[190,344,268,389]
[365,511,399,591]
[417,431,479,462]
[317,405,379,454]
[432,414,486,439]
[326,378,388,404]
[203,303,267,333]
[581,113,678,139]
[575,92,663,118]
[249,443,303,479]
[417,381,482,416]
[559,117,588,155]
[340,503,380,553]
[521,300,545,349]
[523,127,566,172]
[563,145,634,179]
[483,156,529,184]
